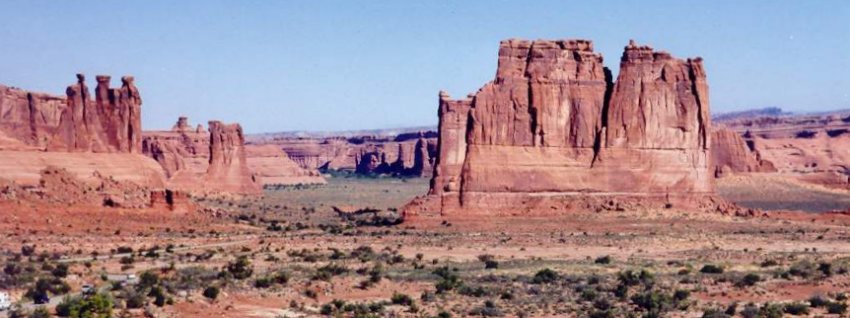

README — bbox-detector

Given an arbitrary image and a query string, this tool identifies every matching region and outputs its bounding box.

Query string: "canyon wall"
[256,132,437,177]
[410,39,716,217]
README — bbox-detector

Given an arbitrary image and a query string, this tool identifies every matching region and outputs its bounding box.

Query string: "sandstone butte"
[405,39,731,219]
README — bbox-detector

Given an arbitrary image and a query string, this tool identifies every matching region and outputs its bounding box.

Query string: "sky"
[0,1,848,133]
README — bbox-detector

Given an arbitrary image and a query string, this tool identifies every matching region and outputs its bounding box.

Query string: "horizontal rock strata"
[408,39,717,218]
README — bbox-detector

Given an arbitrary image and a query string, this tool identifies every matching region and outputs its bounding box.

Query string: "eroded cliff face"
[412,39,716,217]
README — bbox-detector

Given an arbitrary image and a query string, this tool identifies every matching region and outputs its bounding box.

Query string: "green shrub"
[55,293,112,318]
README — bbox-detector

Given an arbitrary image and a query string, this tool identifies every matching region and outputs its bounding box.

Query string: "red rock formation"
[206,121,261,194]
[144,117,290,195]
[244,144,325,185]
[263,132,437,177]
[409,39,716,218]
[0,74,141,154]
[710,128,776,177]
[0,86,66,149]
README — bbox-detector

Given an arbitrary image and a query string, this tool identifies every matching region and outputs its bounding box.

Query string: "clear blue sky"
[1,1,848,133]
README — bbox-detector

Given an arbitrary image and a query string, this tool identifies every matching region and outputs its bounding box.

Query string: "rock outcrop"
[0,74,142,153]
[409,39,716,218]
[143,117,321,194]
[50,74,142,153]
[206,121,261,194]
[710,128,776,177]
[245,144,326,185]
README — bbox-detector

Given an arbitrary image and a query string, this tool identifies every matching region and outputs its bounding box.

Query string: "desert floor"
[3,173,850,317]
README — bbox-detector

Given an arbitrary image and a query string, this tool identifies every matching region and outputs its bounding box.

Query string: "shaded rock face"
[0,74,141,153]
[710,128,776,177]
[415,39,714,217]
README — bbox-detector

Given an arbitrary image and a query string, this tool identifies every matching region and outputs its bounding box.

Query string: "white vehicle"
[0,291,11,311]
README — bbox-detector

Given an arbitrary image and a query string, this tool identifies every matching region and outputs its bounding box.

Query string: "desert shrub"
[468,300,503,317]
[701,308,731,318]
[827,301,848,314]
[433,266,462,293]
[21,245,36,257]
[29,306,51,318]
[783,302,809,315]
[203,286,220,300]
[700,264,724,274]
[760,259,779,267]
[757,303,783,318]
[391,292,414,306]
[594,255,613,265]
[225,256,253,280]
[478,255,499,269]
[808,294,829,307]
[116,246,133,254]
[254,277,272,289]
[673,289,690,302]
[531,268,559,284]
[55,293,112,318]
[459,285,491,298]
[630,290,674,313]
[351,246,376,262]
[618,269,655,287]
[123,288,147,309]
[787,260,816,278]
[52,263,69,278]
[738,273,761,287]
[139,271,160,289]
[740,303,759,318]
[167,266,218,291]
[818,262,833,276]
[313,263,349,281]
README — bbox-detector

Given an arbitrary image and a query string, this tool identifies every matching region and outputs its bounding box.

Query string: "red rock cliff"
[0,72,150,152]
[206,121,262,194]
[412,39,715,217]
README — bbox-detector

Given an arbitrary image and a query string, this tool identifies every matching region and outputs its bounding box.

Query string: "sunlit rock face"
[408,39,715,218]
